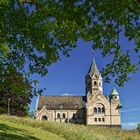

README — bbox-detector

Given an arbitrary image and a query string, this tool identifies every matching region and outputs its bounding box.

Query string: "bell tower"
[85,59,103,96]
[110,88,121,126]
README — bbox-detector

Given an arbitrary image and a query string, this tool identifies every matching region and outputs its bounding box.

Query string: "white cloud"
[130,117,137,120]
[121,108,140,113]
[122,122,138,130]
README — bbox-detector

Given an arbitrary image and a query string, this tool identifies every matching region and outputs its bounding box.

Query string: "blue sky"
[30,38,140,130]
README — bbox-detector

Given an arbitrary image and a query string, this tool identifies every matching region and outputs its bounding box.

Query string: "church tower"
[85,60,103,96]
[110,88,121,126]
[85,59,121,127]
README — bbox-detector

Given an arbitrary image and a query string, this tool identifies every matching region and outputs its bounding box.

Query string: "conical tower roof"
[88,59,100,77]
[111,87,119,95]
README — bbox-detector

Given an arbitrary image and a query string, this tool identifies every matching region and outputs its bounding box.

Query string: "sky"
[30,38,140,130]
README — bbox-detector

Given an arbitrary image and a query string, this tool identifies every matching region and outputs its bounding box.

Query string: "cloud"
[60,92,84,96]
[122,122,138,130]
[121,108,140,113]
[130,117,137,120]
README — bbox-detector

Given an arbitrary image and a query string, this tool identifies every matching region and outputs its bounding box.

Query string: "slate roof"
[88,60,100,77]
[37,96,86,110]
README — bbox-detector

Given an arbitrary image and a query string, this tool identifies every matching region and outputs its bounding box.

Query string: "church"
[35,60,121,127]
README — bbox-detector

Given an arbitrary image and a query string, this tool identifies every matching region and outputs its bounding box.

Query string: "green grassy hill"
[0,115,139,140]
[0,116,65,140]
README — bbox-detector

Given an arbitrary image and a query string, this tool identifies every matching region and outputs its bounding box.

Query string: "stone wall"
[35,107,85,124]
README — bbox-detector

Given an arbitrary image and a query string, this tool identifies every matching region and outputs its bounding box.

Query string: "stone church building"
[35,60,121,127]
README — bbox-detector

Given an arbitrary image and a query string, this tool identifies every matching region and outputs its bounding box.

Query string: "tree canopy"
[0,66,35,116]
[0,0,140,86]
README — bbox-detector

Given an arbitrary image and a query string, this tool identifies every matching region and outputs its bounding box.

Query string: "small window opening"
[94,81,97,86]
[98,118,101,122]
[102,107,105,113]
[98,107,101,113]
[57,113,60,118]
[94,107,97,113]
[62,113,65,119]
[94,118,97,122]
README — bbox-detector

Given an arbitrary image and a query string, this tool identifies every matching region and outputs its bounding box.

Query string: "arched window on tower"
[102,107,105,113]
[94,81,97,86]
[98,107,101,113]
[99,82,101,86]
[93,103,105,114]
[94,107,97,113]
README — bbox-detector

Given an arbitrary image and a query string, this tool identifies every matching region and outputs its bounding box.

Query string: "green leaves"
[116,104,123,110]
[0,0,140,87]
[0,44,10,58]
[0,66,42,116]
[33,80,39,86]
[101,50,137,86]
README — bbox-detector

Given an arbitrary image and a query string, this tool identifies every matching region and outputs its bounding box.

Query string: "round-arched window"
[62,113,65,119]
[94,81,97,86]
[42,116,48,120]
[94,107,97,113]
[93,103,105,113]
[57,113,60,118]
[98,107,101,113]
[102,107,105,113]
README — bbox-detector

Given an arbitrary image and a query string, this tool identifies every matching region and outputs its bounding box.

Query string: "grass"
[0,116,65,140]
[0,115,139,140]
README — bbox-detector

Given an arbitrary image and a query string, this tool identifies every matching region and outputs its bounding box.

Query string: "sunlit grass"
[0,115,139,140]
[0,116,65,140]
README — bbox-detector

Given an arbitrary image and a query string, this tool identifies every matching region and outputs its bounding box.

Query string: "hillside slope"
[0,117,65,140]
[0,115,139,140]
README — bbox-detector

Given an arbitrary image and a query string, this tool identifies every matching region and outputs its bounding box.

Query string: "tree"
[0,0,140,86]
[137,123,140,134]
[0,66,40,116]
